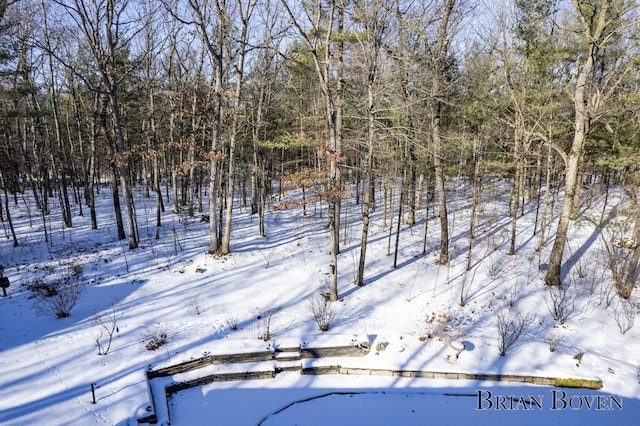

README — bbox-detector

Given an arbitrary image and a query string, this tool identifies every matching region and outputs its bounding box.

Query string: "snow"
[0,183,639,425]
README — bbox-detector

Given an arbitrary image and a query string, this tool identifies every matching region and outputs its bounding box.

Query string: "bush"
[144,324,168,350]
[31,276,85,318]
[544,330,563,352]
[546,284,579,324]
[598,217,636,299]
[225,314,239,331]
[28,279,57,298]
[423,311,450,339]
[310,294,337,332]
[493,306,531,356]
[613,298,635,335]
[69,263,83,277]
[254,308,278,341]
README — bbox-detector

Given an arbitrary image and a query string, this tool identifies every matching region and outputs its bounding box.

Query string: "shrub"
[546,284,579,324]
[69,263,83,277]
[189,296,203,316]
[225,314,239,331]
[28,279,57,298]
[144,324,168,350]
[493,306,531,356]
[598,217,636,299]
[613,298,635,335]
[255,308,278,341]
[31,275,85,318]
[544,330,563,352]
[310,294,337,332]
[423,311,450,339]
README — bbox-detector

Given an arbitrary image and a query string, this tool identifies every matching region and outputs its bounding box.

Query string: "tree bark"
[221,0,257,254]
[280,0,343,301]
[545,0,612,286]
[431,0,456,265]
[70,0,138,249]
[0,172,18,247]
[621,191,640,298]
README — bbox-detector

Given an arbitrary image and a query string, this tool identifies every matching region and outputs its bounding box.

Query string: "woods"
[1,0,639,294]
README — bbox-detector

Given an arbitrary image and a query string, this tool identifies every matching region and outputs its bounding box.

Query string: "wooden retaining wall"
[148,344,368,379]
[148,350,277,378]
[301,366,602,390]
[166,370,276,397]
[137,341,602,424]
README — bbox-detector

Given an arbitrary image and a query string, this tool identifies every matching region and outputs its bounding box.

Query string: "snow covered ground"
[0,181,639,425]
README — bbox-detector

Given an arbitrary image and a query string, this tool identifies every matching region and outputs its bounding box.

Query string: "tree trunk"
[545,0,611,286]
[87,92,99,230]
[1,173,18,247]
[423,171,431,254]
[356,42,379,285]
[431,0,456,265]
[621,192,640,298]
[41,4,73,228]
[221,1,256,254]
[109,163,126,240]
[465,142,481,271]
[109,91,138,250]
[509,130,522,256]
[251,84,265,217]
[280,0,343,300]
[393,184,404,269]
[537,143,553,251]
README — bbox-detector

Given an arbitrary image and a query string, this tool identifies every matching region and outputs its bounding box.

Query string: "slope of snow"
[0,183,638,425]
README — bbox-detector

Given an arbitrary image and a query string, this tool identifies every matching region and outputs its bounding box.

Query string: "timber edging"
[302,366,602,389]
[136,339,602,425]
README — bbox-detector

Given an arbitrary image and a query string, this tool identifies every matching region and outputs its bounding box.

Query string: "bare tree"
[352,0,388,286]
[41,1,74,229]
[60,0,140,249]
[280,0,345,301]
[140,0,165,239]
[247,2,286,237]
[166,0,229,253]
[220,0,259,254]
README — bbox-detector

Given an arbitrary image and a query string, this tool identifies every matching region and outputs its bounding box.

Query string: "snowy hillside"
[1,182,639,425]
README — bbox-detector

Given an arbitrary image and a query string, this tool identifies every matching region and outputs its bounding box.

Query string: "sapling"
[225,314,239,331]
[544,330,563,353]
[613,298,635,335]
[546,284,578,324]
[254,308,278,341]
[493,305,532,356]
[189,296,203,316]
[94,303,122,355]
[258,249,275,269]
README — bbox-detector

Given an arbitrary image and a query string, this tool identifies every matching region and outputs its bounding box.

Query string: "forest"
[1,0,639,302]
